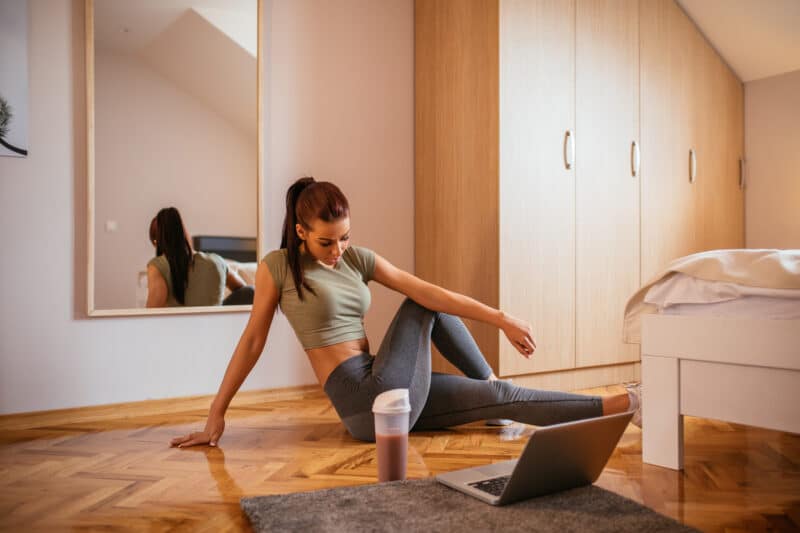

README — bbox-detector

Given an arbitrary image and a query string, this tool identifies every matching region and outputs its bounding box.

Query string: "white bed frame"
[641,314,800,470]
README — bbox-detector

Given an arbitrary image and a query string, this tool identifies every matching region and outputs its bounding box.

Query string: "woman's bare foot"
[624,382,642,427]
[602,384,642,428]
[601,393,630,415]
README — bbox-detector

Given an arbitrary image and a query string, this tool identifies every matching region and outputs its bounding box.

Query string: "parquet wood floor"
[1,385,798,532]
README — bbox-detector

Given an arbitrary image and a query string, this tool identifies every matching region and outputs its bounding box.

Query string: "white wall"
[94,47,256,309]
[0,0,30,157]
[263,0,414,361]
[0,0,413,415]
[745,69,800,248]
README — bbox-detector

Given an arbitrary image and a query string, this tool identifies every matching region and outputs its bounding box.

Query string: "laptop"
[435,410,634,506]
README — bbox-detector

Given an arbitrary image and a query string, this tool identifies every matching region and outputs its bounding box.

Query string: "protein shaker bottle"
[372,388,411,482]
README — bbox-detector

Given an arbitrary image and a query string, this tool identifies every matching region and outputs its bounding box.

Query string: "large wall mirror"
[86,0,262,316]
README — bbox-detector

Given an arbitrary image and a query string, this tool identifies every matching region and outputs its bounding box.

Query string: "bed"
[623,249,800,470]
[194,235,258,297]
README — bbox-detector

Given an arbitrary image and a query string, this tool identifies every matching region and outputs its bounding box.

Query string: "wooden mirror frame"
[85,0,263,317]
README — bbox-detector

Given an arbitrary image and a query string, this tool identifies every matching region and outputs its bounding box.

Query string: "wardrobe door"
[499,0,575,376]
[415,0,500,375]
[640,0,697,282]
[713,65,745,249]
[725,72,745,248]
[690,32,745,252]
[696,44,738,251]
[691,26,717,252]
[575,0,640,368]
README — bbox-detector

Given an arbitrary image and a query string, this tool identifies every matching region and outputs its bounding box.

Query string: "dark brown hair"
[149,207,194,305]
[281,177,350,301]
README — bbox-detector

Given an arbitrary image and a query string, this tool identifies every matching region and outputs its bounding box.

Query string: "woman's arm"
[209,262,278,415]
[170,262,280,447]
[225,267,247,291]
[372,253,537,357]
[146,264,168,308]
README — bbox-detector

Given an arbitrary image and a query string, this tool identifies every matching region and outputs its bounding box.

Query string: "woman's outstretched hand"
[501,313,537,359]
[170,413,225,448]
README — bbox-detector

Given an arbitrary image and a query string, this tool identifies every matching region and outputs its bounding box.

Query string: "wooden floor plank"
[0,384,798,532]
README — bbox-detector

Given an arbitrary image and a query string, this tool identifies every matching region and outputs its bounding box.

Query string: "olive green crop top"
[148,251,227,307]
[261,246,376,349]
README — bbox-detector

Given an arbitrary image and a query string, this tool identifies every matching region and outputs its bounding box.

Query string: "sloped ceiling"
[94,0,256,137]
[140,8,256,137]
[676,0,800,83]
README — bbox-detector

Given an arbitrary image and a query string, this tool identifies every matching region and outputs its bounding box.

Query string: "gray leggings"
[323,298,603,442]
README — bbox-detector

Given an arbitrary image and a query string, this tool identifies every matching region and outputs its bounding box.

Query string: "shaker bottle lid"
[372,388,411,414]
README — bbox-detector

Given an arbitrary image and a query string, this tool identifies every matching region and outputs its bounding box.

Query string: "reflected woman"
[146,207,251,307]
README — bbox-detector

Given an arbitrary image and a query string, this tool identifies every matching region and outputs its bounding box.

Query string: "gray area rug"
[241,478,699,532]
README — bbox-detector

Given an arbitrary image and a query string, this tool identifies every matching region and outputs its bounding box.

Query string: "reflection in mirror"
[89,0,260,313]
[145,207,256,308]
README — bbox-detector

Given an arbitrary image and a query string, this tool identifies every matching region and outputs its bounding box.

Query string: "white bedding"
[223,260,258,298]
[225,260,258,285]
[645,272,800,319]
[658,296,800,319]
[624,249,800,342]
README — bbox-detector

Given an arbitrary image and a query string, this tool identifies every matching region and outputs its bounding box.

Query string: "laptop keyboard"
[468,475,511,497]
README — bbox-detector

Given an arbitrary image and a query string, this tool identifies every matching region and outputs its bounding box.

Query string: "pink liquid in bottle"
[376,432,408,482]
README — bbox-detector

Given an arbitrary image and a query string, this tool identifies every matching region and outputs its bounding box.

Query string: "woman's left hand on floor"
[170,413,225,448]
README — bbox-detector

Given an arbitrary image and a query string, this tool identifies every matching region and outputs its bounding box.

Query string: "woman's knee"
[222,285,255,305]
[340,413,376,442]
[345,424,376,443]
[399,297,438,320]
[400,296,425,312]
[489,379,517,401]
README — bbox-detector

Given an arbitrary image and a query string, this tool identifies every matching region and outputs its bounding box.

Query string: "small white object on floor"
[485,418,514,427]
[498,423,528,441]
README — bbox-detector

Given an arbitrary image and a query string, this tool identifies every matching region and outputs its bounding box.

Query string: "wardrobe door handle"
[739,158,745,189]
[689,148,697,184]
[631,141,640,177]
[564,130,574,170]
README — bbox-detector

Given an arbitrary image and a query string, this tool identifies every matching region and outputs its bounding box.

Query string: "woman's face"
[297,217,351,267]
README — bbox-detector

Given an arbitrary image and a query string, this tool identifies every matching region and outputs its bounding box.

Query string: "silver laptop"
[435,410,634,506]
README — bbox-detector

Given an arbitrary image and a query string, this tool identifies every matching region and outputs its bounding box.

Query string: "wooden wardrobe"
[415,0,744,389]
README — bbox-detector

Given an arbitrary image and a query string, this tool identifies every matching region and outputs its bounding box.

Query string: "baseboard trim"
[0,384,324,431]
[506,362,641,392]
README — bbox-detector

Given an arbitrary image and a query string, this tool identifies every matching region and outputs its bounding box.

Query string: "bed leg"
[642,355,684,470]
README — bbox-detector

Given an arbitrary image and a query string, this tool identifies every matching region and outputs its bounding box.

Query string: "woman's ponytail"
[279,176,350,302]
[281,177,317,301]
[152,207,193,305]
[281,177,314,249]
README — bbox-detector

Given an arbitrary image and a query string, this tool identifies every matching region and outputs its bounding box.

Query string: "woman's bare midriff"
[306,337,371,387]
